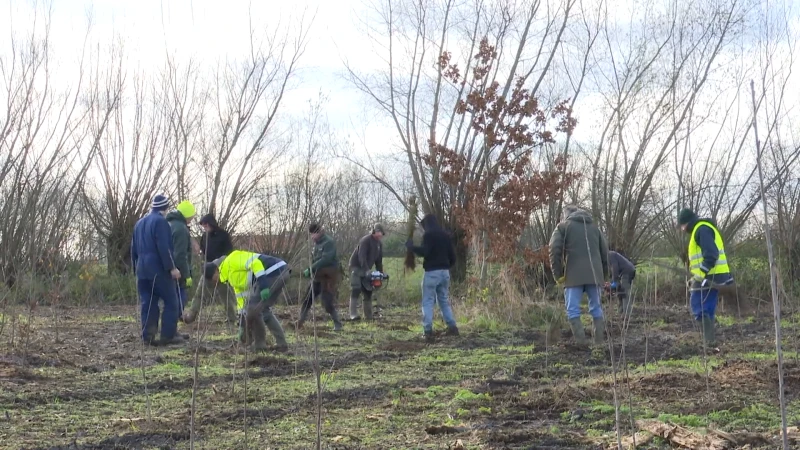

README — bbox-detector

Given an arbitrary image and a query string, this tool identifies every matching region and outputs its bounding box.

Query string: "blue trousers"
[564,284,604,320]
[421,269,457,332]
[138,275,179,342]
[690,287,718,321]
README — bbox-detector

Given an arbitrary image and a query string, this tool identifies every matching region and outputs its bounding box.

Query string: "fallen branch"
[614,420,773,450]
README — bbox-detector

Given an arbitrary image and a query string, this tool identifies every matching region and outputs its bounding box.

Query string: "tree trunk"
[107,232,132,275]
[450,227,468,282]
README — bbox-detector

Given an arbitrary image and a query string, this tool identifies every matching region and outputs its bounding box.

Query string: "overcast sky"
[1,0,798,162]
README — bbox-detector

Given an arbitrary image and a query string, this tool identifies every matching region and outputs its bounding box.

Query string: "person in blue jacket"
[131,194,184,345]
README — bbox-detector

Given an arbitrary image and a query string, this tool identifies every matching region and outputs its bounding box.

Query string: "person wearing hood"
[549,205,609,348]
[406,214,459,343]
[677,208,734,348]
[183,213,237,324]
[166,200,195,319]
[131,194,184,345]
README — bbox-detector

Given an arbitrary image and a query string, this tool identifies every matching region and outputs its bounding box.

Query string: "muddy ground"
[2,299,800,449]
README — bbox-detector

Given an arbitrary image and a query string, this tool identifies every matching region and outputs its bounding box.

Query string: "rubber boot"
[701,316,716,347]
[423,329,435,344]
[224,295,238,323]
[569,318,588,346]
[445,325,460,336]
[161,334,187,346]
[296,306,309,329]
[592,317,606,346]
[143,322,159,345]
[349,296,361,320]
[264,311,288,351]
[331,310,343,332]
[250,318,269,352]
[363,298,374,321]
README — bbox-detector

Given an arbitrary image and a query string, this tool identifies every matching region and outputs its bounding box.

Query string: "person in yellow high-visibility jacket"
[204,250,290,352]
[677,208,734,347]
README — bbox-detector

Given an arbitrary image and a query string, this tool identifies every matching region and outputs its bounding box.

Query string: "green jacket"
[549,209,609,287]
[311,233,338,271]
[166,210,192,286]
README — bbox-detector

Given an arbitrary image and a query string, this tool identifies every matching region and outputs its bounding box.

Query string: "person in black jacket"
[406,214,459,343]
[183,214,238,324]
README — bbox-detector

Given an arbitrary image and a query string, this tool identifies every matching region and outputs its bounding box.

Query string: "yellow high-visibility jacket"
[218,250,286,311]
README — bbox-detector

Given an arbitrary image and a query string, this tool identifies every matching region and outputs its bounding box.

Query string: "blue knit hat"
[152,194,170,211]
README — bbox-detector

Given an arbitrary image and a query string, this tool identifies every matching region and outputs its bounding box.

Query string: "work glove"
[186,277,193,288]
[610,281,618,289]
[405,239,414,249]
[556,276,565,286]
[302,268,311,278]
[260,288,270,302]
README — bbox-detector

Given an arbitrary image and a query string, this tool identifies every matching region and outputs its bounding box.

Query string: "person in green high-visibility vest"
[677,208,735,347]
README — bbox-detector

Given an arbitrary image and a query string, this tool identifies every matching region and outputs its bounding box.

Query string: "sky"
[2,0,799,171]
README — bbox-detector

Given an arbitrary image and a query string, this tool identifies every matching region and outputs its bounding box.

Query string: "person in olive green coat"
[549,205,609,346]
[297,223,343,331]
[166,200,196,319]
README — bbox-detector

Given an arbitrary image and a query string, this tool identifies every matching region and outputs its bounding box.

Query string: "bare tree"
[82,49,172,274]
[347,0,588,279]
[202,13,312,233]
[0,7,100,285]
[589,0,750,259]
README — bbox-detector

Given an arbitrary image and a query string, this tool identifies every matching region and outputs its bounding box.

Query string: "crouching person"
[204,250,290,352]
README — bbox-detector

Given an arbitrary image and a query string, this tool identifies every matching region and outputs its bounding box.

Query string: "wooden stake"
[750,79,789,450]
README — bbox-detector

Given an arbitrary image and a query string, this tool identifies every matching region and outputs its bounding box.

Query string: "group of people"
[548,205,734,348]
[131,195,461,349]
[131,195,732,352]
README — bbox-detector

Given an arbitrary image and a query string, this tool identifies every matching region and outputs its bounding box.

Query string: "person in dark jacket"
[298,223,343,331]
[348,224,386,321]
[183,213,238,324]
[678,208,734,347]
[406,214,459,343]
[131,194,184,345]
[549,205,609,347]
[166,200,196,319]
[608,250,636,316]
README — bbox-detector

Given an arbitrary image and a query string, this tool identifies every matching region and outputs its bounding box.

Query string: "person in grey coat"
[608,250,636,316]
[549,205,609,346]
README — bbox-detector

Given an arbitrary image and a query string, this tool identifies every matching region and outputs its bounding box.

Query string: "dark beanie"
[309,223,322,234]
[152,194,169,212]
[677,208,698,226]
[203,262,219,280]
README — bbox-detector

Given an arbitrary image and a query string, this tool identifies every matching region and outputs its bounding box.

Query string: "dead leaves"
[613,419,775,450]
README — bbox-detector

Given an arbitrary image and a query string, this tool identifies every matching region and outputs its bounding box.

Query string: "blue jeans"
[138,275,179,341]
[421,270,457,332]
[564,284,604,320]
[690,287,718,321]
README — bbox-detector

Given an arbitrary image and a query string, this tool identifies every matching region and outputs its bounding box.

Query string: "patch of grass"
[708,404,780,430]
[97,315,137,323]
[742,350,800,361]
[716,315,735,327]
[639,356,720,374]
